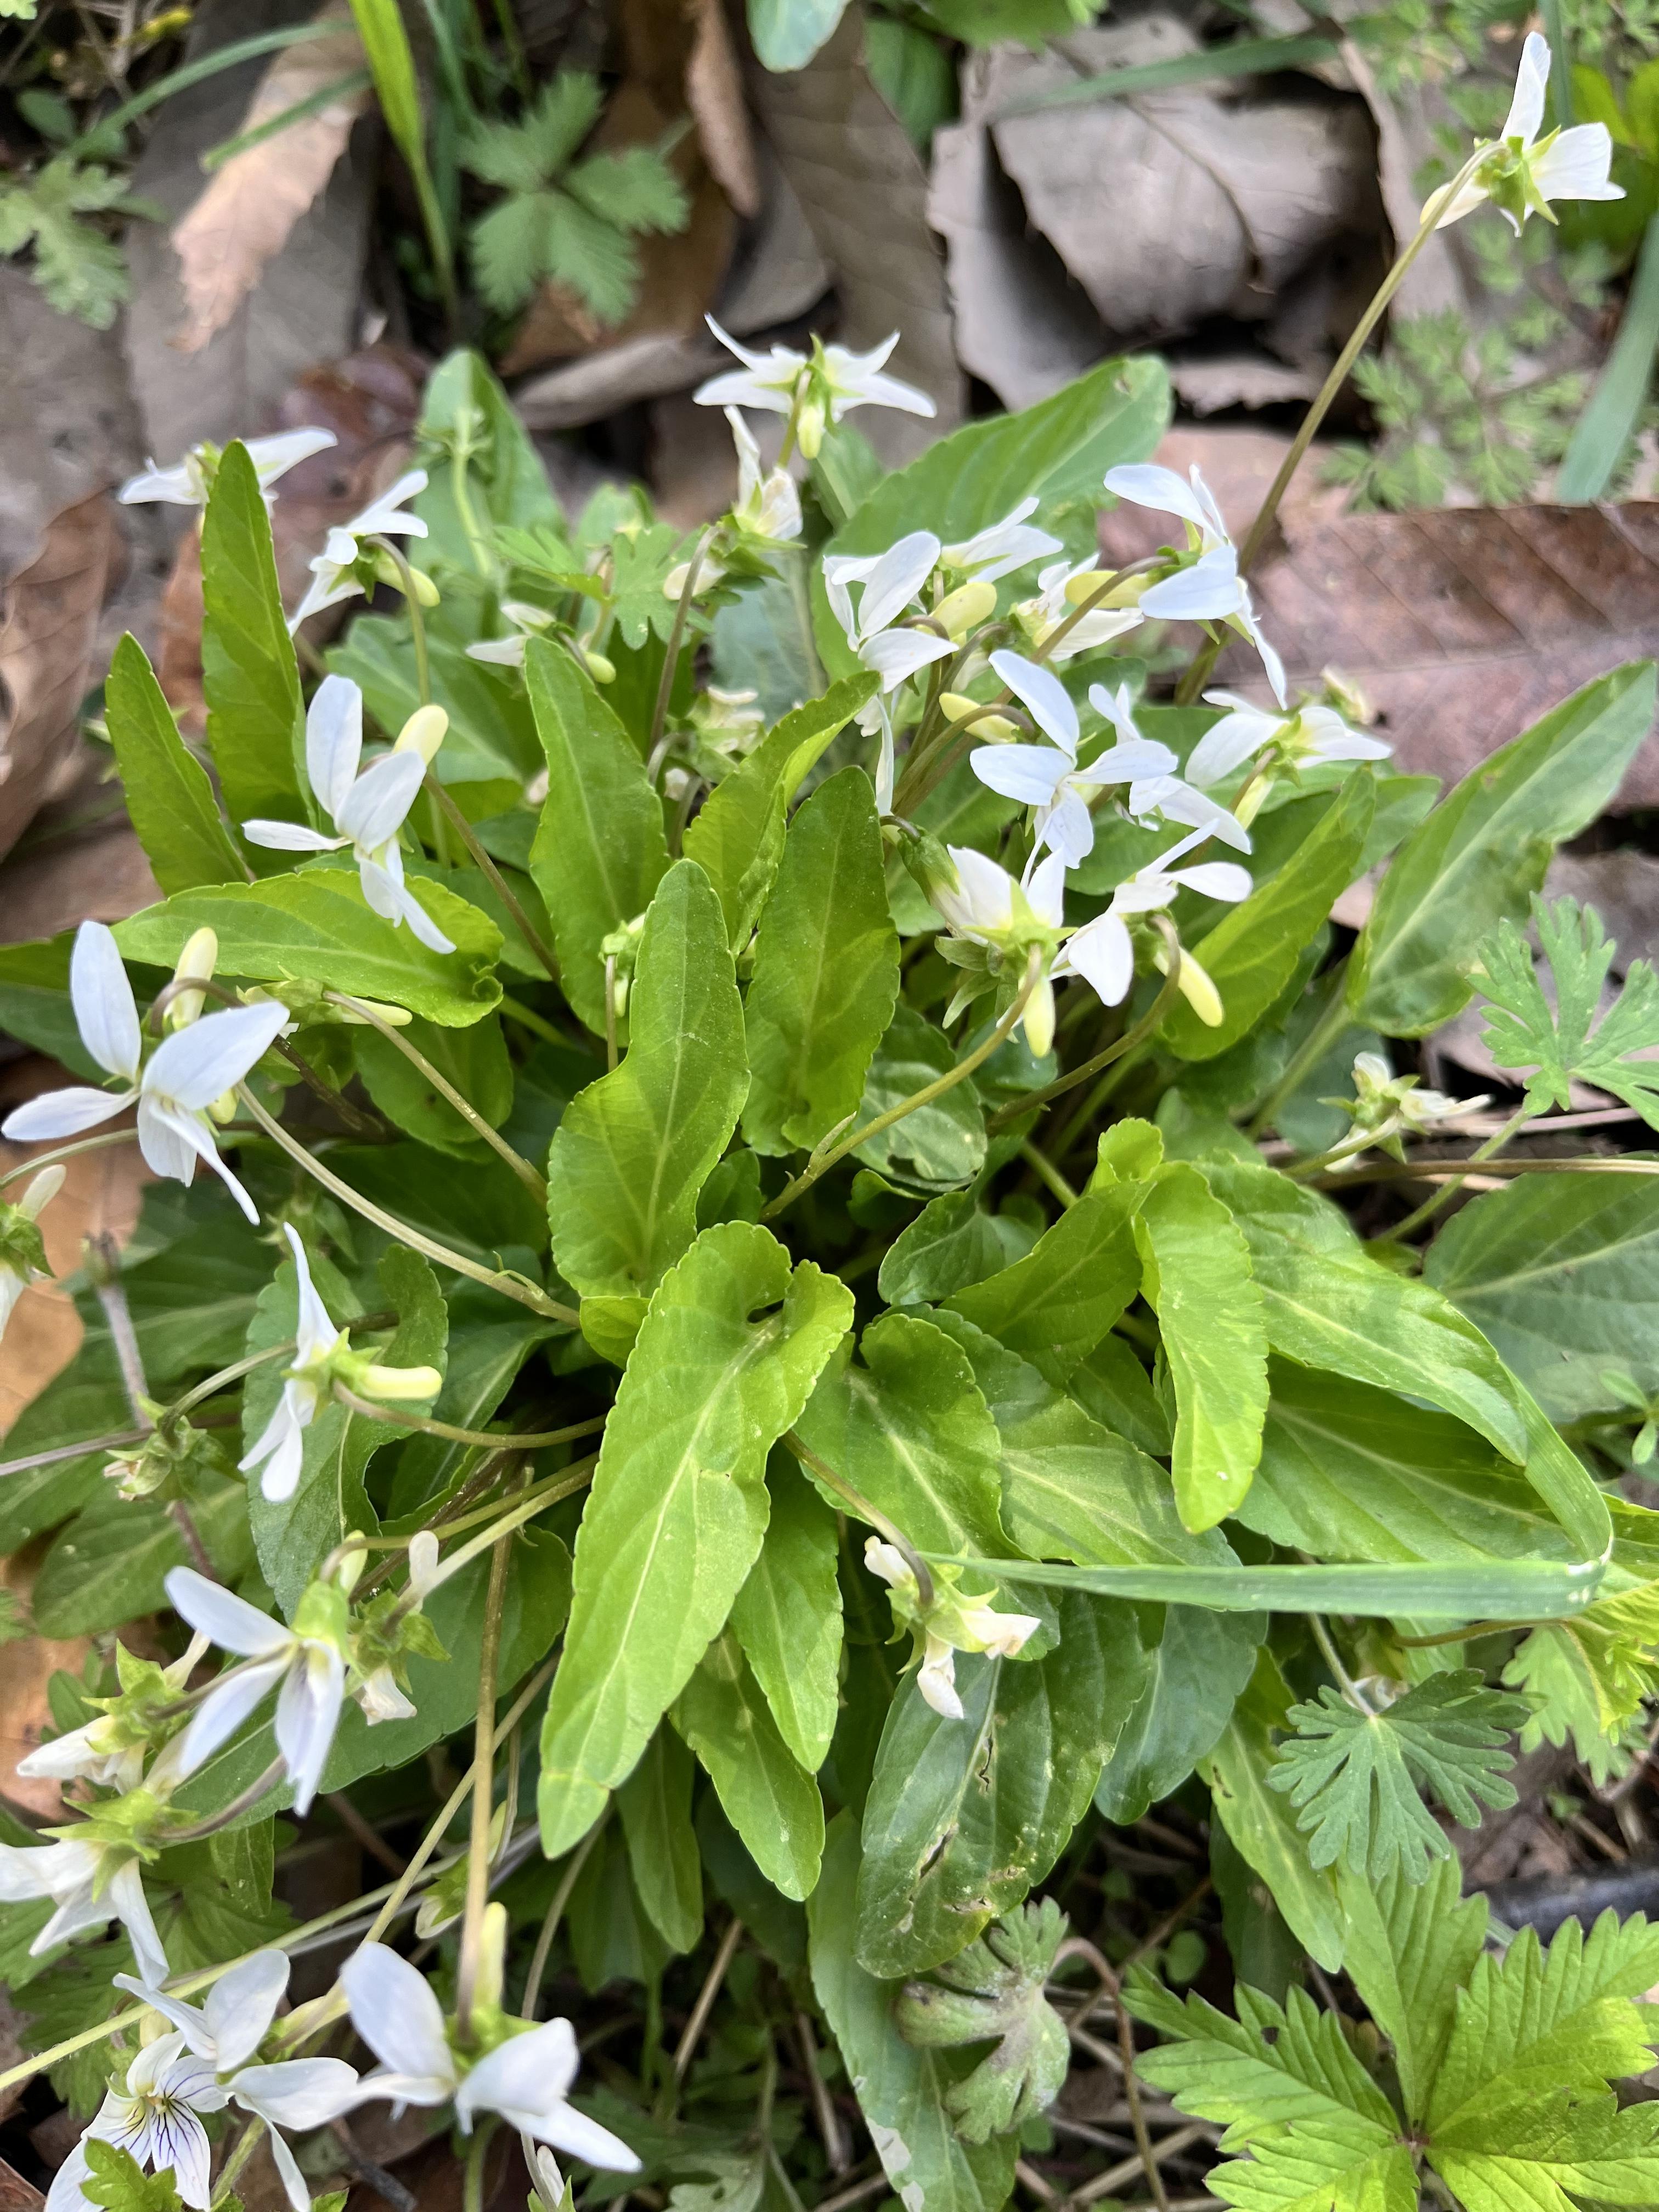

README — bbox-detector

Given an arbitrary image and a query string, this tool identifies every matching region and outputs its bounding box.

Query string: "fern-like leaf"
[1266,1669,1527,1881]
[1476,894,1659,1128]
[568,146,690,235]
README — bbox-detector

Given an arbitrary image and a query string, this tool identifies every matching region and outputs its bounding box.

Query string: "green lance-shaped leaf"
[1426,1174,1659,1426]
[928,1308,1228,1572]
[729,1452,843,1773]
[673,1628,825,1902]
[526,637,669,1036]
[1163,772,1374,1060]
[1267,1669,1528,1883]
[742,766,900,1156]
[115,866,503,1026]
[945,1177,1147,1386]
[1243,1357,1583,1567]
[684,673,878,949]
[856,1592,1137,1978]
[545,859,747,1302]
[1348,661,1656,1037]
[1203,1651,1347,1973]
[810,1815,1019,2212]
[793,1310,1008,1559]
[33,1477,252,1639]
[1134,1164,1268,1533]
[878,1188,1036,1308]
[246,1243,448,1615]
[1207,1159,1610,1560]
[200,439,308,836]
[537,1221,852,1857]
[105,633,245,893]
[1096,1607,1263,1825]
[617,1724,703,1955]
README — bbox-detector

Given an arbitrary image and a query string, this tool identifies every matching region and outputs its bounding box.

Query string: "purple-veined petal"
[70,922,142,1084]
[990,651,1077,756]
[305,675,363,821]
[340,1943,453,2081]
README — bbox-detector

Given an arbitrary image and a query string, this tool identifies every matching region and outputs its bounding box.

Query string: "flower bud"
[1172,949,1224,1028]
[18,1164,65,1221]
[394,704,448,764]
[580,649,616,685]
[935,579,997,641]
[795,399,825,459]
[336,1536,369,1596]
[1063,568,1113,606]
[409,1530,441,1598]
[353,1361,442,1401]
[166,928,218,1030]
[374,548,439,604]
[1022,974,1056,1059]
[940,692,1017,741]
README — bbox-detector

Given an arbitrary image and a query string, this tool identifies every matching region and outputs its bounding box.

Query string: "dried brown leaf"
[0,493,116,866]
[746,4,963,464]
[687,0,761,217]
[169,5,370,354]
[1212,500,1659,806]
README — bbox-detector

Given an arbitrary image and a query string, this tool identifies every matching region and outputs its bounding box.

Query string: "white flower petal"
[1103,464,1213,538]
[208,1949,290,2070]
[1035,785,1096,868]
[859,628,955,690]
[691,370,793,414]
[1,1087,134,1143]
[531,2104,644,2172]
[340,1943,454,2083]
[306,675,364,822]
[337,750,424,852]
[108,1859,170,1990]
[232,2056,362,2130]
[176,1655,290,1775]
[260,2117,312,2212]
[165,1567,291,1656]
[390,881,457,957]
[245,427,339,484]
[859,532,943,636]
[284,1224,337,1364]
[838,368,936,420]
[969,743,1069,808]
[989,650,1077,755]
[145,1000,290,1111]
[1139,547,1245,622]
[1504,31,1550,145]
[1168,860,1254,903]
[1533,121,1622,200]
[71,922,142,1084]
[241,821,349,853]
[1185,711,1277,786]
[1024,850,1068,927]
[457,2018,580,2131]
[275,1643,345,1815]
[1060,911,1135,1006]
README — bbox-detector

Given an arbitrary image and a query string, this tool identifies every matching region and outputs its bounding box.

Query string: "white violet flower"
[862,1540,1041,1722]
[289,469,429,631]
[940,499,1063,585]
[1431,32,1622,232]
[1103,464,1286,706]
[693,318,935,456]
[968,651,1176,867]
[0,1163,63,1342]
[241,676,456,955]
[1091,684,1253,853]
[46,2033,223,2212]
[164,1568,350,1816]
[241,1225,442,1502]
[729,407,802,545]
[1056,829,1252,1023]
[17,1637,208,1795]
[824,532,955,806]
[1188,689,1392,789]
[0,922,288,1224]
[338,1940,642,2167]
[467,600,556,668]
[119,428,337,510]
[1013,558,1143,663]
[0,1833,168,1987]
[112,1950,362,2212]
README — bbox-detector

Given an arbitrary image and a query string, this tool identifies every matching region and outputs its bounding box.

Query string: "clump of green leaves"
[1325,298,1592,511]
[1476,893,1659,1127]
[461,74,690,325]
[1130,1859,1659,2212]
[1267,1668,1529,1880]
[0,93,154,328]
[895,1900,1071,2142]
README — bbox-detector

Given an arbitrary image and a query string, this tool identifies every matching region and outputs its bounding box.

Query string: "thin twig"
[326,994,548,1196]
[326,1793,407,1876]
[673,1916,745,2081]
[798,2010,850,2175]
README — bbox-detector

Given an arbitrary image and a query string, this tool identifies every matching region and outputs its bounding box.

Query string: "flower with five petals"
[1430,33,1621,232]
